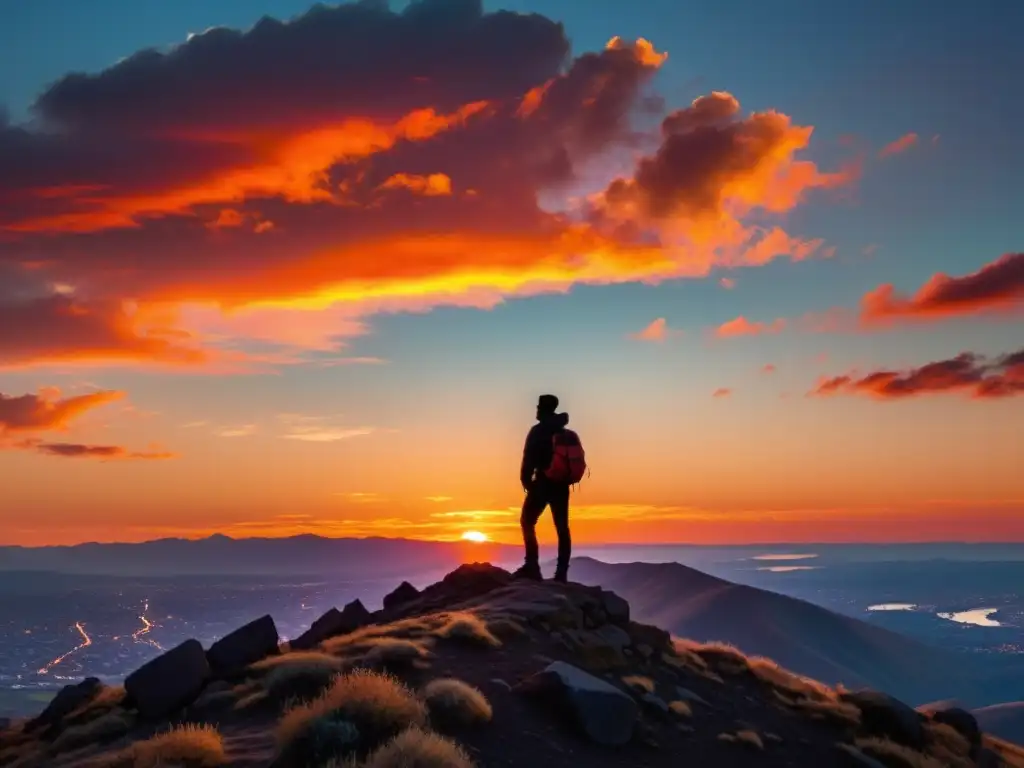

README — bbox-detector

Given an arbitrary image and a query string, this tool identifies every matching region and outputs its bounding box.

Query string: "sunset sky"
[1,0,1021,547]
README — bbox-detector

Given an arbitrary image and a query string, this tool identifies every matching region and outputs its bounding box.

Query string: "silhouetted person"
[515,394,586,583]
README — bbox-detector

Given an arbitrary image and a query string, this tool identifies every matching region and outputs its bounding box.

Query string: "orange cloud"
[630,317,682,341]
[377,173,453,196]
[861,253,1024,326]
[33,443,175,460]
[811,348,1024,400]
[762,363,777,374]
[0,388,123,433]
[712,387,732,398]
[715,316,787,338]
[879,132,919,157]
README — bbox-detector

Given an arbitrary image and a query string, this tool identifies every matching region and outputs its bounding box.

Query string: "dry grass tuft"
[130,723,227,768]
[679,640,751,675]
[668,700,692,718]
[433,613,501,649]
[986,735,1024,768]
[422,679,492,730]
[747,657,835,701]
[484,616,526,640]
[252,650,342,672]
[621,675,655,694]
[791,696,862,727]
[66,685,127,723]
[276,669,428,761]
[50,710,132,755]
[855,737,944,768]
[734,730,764,750]
[234,690,269,711]
[664,640,710,671]
[356,727,475,768]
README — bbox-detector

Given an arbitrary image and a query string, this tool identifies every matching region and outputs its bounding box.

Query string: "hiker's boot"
[551,568,569,584]
[513,563,542,581]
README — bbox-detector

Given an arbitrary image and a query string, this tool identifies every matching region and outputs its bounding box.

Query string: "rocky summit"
[1,563,1021,768]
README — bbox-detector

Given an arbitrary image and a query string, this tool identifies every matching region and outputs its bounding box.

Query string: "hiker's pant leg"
[520,484,547,566]
[550,483,571,572]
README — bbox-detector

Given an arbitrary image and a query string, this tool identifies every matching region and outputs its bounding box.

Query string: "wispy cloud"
[879,132,919,158]
[180,420,208,429]
[278,412,375,442]
[761,363,777,374]
[425,495,454,503]
[719,277,736,289]
[215,424,258,438]
[712,387,732,398]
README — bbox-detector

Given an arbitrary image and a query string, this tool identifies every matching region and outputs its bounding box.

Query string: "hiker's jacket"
[520,412,570,487]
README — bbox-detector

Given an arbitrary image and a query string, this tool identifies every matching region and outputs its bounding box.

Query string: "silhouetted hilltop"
[1,562,1021,768]
[569,557,1024,708]
[0,535,517,578]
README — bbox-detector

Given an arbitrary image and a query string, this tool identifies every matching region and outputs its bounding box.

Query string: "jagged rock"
[675,686,710,707]
[438,562,511,596]
[594,624,632,652]
[207,614,279,676]
[601,590,630,625]
[125,639,210,719]
[25,677,102,733]
[517,661,638,746]
[628,621,671,655]
[841,689,925,748]
[383,580,420,610]
[931,707,981,754]
[291,600,371,651]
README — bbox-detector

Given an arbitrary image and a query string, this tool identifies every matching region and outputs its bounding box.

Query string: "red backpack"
[544,429,587,485]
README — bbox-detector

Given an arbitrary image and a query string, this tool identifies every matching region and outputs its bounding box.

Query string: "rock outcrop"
[207,614,280,677]
[124,639,210,719]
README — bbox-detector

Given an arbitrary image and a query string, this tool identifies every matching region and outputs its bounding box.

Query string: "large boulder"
[25,677,102,733]
[931,707,981,755]
[437,562,511,596]
[383,581,420,611]
[841,690,925,748]
[207,614,279,676]
[291,600,371,651]
[125,639,210,719]
[516,661,638,746]
[601,591,630,626]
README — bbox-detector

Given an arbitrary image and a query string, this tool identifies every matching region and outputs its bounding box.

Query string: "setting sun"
[461,531,489,543]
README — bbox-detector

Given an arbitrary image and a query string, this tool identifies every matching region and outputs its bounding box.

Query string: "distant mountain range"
[569,556,1024,709]
[0,534,518,579]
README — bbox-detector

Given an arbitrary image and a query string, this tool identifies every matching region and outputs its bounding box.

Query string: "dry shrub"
[621,676,655,694]
[67,685,127,722]
[668,700,692,718]
[665,640,709,672]
[130,723,226,768]
[433,613,501,649]
[276,669,428,763]
[855,737,944,768]
[685,641,751,674]
[923,721,972,767]
[791,696,861,727]
[422,679,492,730]
[258,653,345,705]
[357,727,475,768]
[50,710,133,754]
[324,635,433,670]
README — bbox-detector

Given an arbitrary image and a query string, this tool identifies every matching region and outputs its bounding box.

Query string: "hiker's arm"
[520,428,537,488]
